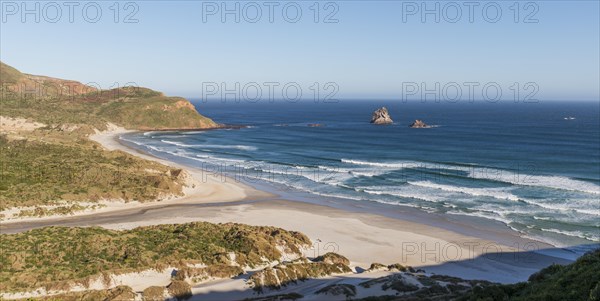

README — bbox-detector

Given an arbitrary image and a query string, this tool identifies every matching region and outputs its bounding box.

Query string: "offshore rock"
[370,107,393,124]
[409,120,429,128]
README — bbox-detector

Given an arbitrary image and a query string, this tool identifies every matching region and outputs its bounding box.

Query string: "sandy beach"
[3,8,598,299]
[1,126,575,291]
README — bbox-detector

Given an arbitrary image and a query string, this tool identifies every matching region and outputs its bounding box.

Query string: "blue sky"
[1,1,599,101]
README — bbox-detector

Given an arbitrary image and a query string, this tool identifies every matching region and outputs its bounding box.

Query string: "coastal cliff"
[0,62,218,131]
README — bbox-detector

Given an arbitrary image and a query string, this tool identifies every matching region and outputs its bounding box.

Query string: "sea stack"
[409,120,429,128]
[371,107,393,124]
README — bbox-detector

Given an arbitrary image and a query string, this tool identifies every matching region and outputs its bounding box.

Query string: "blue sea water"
[122,100,600,249]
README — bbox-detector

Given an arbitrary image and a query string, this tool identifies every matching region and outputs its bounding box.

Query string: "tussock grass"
[0,135,186,210]
[0,222,311,292]
[249,254,352,291]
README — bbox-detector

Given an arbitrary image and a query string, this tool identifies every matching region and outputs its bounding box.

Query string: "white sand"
[1,125,572,299]
[1,124,258,224]
[0,116,45,132]
[86,126,565,283]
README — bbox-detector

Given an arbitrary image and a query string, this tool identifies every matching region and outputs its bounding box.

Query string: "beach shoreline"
[1,126,578,286]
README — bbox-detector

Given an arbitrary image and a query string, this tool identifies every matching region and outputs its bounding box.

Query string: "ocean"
[121,100,600,251]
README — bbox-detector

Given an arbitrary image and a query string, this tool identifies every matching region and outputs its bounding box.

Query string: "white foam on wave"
[317,165,389,178]
[468,171,600,195]
[524,199,600,216]
[161,140,191,147]
[408,180,521,201]
[180,131,206,135]
[341,159,422,169]
[358,186,452,204]
[539,228,600,242]
[122,138,184,158]
[161,140,258,151]
[341,158,600,195]
[410,179,600,216]
[446,209,515,226]
[407,180,600,217]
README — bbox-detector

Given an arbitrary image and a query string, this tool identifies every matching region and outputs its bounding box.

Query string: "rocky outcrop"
[249,255,352,291]
[370,107,393,124]
[409,119,429,128]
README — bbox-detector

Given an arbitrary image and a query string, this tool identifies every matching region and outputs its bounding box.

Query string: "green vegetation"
[167,280,192,300]
[142,286,166,301]
[0,222,310,292]
[0,61,24,83]
[354,250,600,301]
[316,284,357,298]
[386,263,413,272]
[0,134,186,210]
[174,264,244,282]
[1,62,217,130]
[249,254,352,291]
[358,273,490,300]
[31,285,136,301]
[367,262,386,271]
[0,62,219,211]
[244,293,304,301]
[460,249,600,301]
[314,252,350,265]
[95,91,217,130]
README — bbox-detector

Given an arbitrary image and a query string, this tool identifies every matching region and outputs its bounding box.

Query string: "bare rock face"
[409,120,429,128]
[371,107,393,124]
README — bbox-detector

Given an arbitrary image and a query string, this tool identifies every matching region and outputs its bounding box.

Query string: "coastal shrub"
[249,260,352,291]
[0,136,186,210]
[382,279,419,293]
[0,222,311,292]
[143,286,166,301]
[31,285,136,301]
[315,284,357,298]
[174,264,244,282]
[167,280,192,300]
[367,262,386,271]
[459,249,600,301]
[314,252,350,266]
[1,62,218,212]
[387,263,409,272]
[590,282,600,301]
[414,283,449,297]
[243,292,303,301]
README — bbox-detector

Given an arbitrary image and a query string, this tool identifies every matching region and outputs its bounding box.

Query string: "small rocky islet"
[409,119,431,128]
[370,107,394,124]
[370,107,431,128]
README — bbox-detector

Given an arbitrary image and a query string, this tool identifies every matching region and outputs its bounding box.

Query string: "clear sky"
[1,0,599,101]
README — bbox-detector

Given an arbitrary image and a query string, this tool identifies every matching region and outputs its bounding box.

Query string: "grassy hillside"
[0,222,310,292]
[0,62,218,212]
[95,88,217,130]
[1,61,95,99]
[0,62,218,130]
[0,61,23,82]
[0,133,187,211]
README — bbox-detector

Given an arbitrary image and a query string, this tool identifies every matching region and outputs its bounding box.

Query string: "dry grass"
[0,222,310,292]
